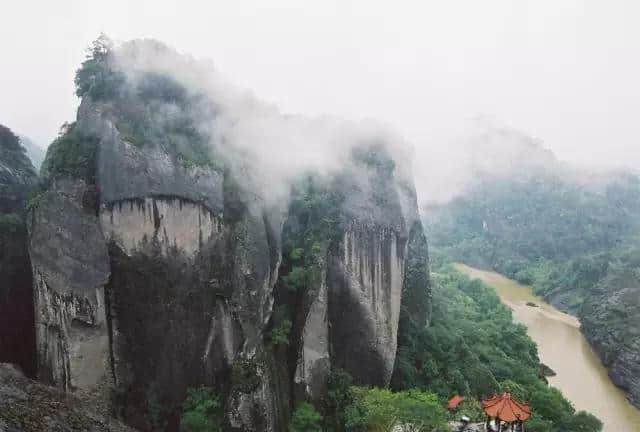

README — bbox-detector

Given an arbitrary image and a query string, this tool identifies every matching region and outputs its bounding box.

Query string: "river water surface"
[455,263,640,432]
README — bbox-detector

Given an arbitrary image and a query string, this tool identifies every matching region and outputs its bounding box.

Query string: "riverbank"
[455,263,640,432]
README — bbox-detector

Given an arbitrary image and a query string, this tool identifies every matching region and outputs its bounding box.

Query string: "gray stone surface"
[100,197,223,257]
[0,128,38,376]
[327,222,406,386]
[74,100,225,214]
[295,147,428,395]
[28,179,111,392]
[0,133,36,213]
[25,46,429,431]
[581,284,640,408]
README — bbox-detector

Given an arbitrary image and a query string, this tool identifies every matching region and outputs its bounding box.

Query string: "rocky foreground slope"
[1,39,431,431]
[0,363,133,432]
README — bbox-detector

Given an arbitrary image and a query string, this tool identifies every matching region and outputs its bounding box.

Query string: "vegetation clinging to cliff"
[71,35,217,172]
[74,34,124,101]
[282,175,345,265]
[41,123,100,184]
[180,386,223,432]
[288,403,324,432]
[269,175,344,345]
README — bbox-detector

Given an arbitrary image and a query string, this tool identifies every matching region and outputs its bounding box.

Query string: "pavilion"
[482,392,531,432]
[447,394,465,411]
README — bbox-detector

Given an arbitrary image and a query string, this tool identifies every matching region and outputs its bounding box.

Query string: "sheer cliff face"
[0,125,37,377]
[285,147,427,403]
[29,179,110,391]
[26,39,430,431]
[29,100,281,430]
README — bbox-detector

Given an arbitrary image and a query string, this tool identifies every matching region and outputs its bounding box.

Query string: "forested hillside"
[392,258,601,432]
[425,168,640,408]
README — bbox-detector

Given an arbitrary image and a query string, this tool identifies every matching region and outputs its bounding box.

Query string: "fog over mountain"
[3,4,640,432]
[2,1,640,205]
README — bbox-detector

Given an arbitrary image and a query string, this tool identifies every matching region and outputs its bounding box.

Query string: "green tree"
[326,369,358,431]
[499,380,529,402]
[567,411,603,432]
[391,263,602,429]
[529,385,574,428]
[271,318,292,346]
[348,387,445,432]
[289,402,323,432]
[180,386,222,432]
[394,389,447,432]
[526,416,553,432]
[74,34,125,100]
[282,266,310,291]
[456,399,485,423]
[350,387,399,432]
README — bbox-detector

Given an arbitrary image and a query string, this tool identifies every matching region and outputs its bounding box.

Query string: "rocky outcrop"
[0,363,134,432]
[23,39,431,432]
[100,198,223,257]
[581,281,640,408]
[28,178,111,393]
[293,268,330,400]
[327,222,405,385]
[0,126,37,213]
[289,146,429,401]
[29,96,283,430]
[0,125,38,377]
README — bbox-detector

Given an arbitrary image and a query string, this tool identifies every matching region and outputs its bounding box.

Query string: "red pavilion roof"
[482,392,531,422]
[447,395,465,410]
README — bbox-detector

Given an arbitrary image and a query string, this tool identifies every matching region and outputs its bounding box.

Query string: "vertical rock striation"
[28,179,111,392]
[327,223,405,385]
[290,145,430,401]
[24,39,432,432]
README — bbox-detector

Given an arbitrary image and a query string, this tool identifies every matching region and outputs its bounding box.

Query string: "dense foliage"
[44,34,218,181]
[74,34,125,101]
[347,387,447,432]
[322,370,447,432]
[289,403,324,432]
[41,122,100,184]
[282,175,345,284]
[392,260,602,431]
[179,386,223,432]
[425,173,640,313]
[269,175,344,348]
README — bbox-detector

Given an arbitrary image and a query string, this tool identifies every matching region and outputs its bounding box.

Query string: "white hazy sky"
[2,0,639,199]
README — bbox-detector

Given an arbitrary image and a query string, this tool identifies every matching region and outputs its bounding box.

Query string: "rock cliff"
[285,146,425,403]
[0,125,38,377]
[20,38,431,431]
[581,270,640,408]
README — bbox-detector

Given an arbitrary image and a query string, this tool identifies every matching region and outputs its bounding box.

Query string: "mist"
[109,39,410,204]
[2,1,640,205]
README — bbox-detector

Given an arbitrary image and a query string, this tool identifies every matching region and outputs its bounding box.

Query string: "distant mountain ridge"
[18,135,46,171]
[425,138,640,408]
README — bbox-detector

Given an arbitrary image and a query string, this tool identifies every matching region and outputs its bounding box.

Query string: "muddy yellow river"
[455,263,640,432]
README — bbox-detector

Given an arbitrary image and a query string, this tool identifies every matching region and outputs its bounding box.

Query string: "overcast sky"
[2,1,639,199]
